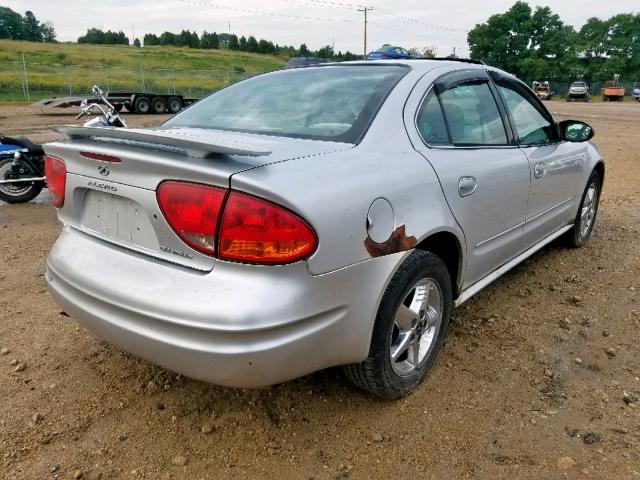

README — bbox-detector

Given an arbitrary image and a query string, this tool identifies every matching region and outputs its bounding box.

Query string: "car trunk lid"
[44,126,351,271]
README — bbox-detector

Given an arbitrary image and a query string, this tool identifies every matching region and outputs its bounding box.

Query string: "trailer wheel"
[113,104,123,112]
[151,97,167,114]
[167,96,183,114]
[133,96,151,114]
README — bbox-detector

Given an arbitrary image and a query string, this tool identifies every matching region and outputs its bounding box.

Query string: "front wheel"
[564,170,601,248]
[0,158,44,203]
[343,250,452,399]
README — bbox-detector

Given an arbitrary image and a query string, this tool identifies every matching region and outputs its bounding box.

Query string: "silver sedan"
[44,60,603,398]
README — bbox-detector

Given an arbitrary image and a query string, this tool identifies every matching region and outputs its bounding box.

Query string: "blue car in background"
[367,45,415,60]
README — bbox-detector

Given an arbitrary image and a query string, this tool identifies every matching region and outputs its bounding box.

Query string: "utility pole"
[357,6,373,60]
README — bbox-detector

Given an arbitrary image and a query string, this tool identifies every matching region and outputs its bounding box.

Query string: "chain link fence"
[0,61,252,101]
[2,60,638,102]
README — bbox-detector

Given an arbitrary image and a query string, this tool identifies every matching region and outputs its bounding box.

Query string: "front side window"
[439,82,508,146]
[165,65,408,143]
[496,80,555,145]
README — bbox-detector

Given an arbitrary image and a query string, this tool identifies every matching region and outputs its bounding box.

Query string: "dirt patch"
[1,102,640,479]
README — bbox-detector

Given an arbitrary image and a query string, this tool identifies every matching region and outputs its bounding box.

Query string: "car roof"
[313,59,486,74]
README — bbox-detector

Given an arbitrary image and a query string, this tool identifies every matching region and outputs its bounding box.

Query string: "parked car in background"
[532,80,553,100]
[44,59,604,399]
[567,81,589,102]
[633,82,640,101]
[368,45,415,60]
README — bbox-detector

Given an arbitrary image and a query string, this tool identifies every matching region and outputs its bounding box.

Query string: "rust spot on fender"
[364,225,417,258]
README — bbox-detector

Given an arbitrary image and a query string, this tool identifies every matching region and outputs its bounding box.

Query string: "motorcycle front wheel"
[0,158,44,204]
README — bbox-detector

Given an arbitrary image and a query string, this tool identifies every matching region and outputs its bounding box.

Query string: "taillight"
[218,192,317,264]
[44,156,67,208]
[157,181,227,255]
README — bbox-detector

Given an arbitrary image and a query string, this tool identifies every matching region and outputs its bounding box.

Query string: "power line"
[370,8,469,33]
[280,0,362,10]
[180,0,353,24]
[368,20,464,48]
[280,0,468,34]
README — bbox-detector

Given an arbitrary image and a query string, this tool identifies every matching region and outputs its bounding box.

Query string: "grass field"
[0,40,288,101]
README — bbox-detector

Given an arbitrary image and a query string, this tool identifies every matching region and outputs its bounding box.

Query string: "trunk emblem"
[98,165,110,176]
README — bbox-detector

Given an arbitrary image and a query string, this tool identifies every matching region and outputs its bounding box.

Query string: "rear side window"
[440,82,508,146]
[416,93,450,145]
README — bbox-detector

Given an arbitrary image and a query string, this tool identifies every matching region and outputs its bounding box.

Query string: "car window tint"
[496,82,554,145]
[440,82,508,146]
[416,93,450,145]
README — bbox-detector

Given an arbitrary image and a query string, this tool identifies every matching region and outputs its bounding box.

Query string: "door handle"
[458,176,477,198]
[534,162,547,179]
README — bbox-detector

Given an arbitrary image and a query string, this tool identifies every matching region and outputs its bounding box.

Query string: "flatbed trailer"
[32,92,199,114]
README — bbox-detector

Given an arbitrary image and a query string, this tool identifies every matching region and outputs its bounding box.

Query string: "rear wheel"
[0,158,44,203]
[167,96,183,114]
[133,96,151,114]
[151,97,167,114]
[343,250,452,399]
[564,170,601,248]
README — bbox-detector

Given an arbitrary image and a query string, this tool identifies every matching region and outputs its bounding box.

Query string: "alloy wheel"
[389,278,443,376]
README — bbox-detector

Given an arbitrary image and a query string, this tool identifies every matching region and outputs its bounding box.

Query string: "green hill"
[0,40,287,101]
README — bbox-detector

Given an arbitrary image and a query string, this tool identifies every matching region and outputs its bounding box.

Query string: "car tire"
[343,250,452,399]
[133,96,151,114]
[564,170,601,248]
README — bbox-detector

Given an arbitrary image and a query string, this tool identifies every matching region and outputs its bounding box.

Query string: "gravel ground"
[1,102,639,480]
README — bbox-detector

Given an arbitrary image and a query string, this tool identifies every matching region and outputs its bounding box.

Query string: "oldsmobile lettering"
[160,245,194,259]
[88,180,118,192]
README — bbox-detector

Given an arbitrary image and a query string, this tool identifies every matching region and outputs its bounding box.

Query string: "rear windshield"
[573,82,586,87]
[164,65,408,143]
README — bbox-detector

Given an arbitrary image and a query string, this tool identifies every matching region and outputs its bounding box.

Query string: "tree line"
[0,6,56,42]
[73,27,360,60]
[78,28,129,45]
[468,2,640,82]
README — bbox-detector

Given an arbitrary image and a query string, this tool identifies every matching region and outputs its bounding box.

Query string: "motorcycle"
[0,85,127,204]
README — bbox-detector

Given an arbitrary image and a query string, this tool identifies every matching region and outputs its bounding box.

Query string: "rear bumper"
[46,228,403,387]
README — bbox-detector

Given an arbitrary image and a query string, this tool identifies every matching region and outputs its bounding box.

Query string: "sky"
[5,0,638,57]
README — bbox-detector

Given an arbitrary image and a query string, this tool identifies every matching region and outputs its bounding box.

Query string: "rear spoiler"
[55,126,272,158]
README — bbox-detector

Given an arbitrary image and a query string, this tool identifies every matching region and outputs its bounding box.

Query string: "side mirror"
[559,120,594,142]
